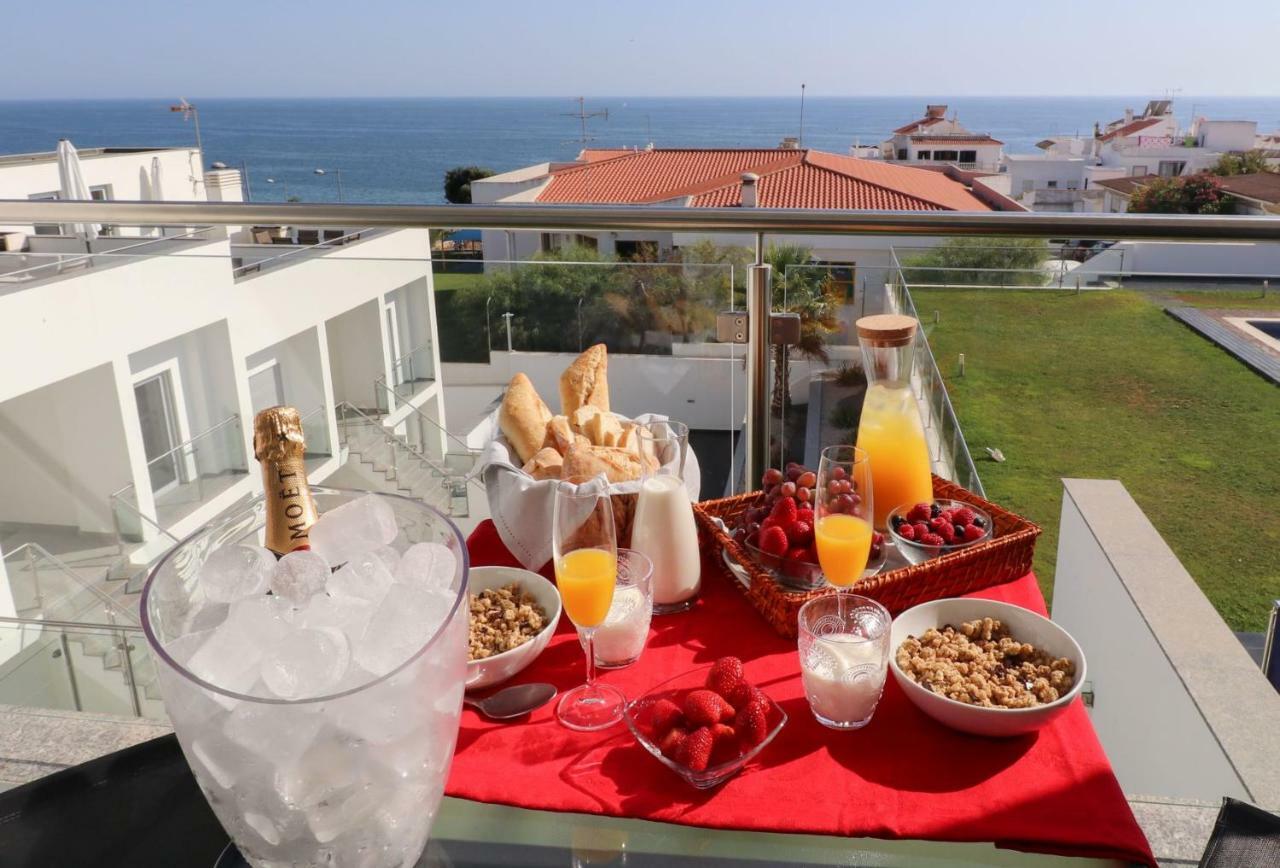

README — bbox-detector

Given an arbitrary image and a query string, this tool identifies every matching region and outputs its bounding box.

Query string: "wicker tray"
[693,476,1041,640]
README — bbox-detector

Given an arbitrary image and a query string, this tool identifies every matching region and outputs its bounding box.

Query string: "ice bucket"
[141,488,469,868]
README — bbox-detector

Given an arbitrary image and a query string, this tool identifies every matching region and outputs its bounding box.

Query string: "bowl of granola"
[889,598,1086,737]
[466,567,561,690]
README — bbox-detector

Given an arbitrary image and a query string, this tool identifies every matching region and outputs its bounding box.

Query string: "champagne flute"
[814,445,874,594]
[552,473,625,731]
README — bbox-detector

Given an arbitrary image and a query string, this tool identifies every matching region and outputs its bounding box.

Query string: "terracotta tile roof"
[536,148,993,211]
[577,148,639,163]
[1099,117,1163,142]
[893,116,946,135]
[1093,174,1160,196]
[1216,172,1280,204]
[909,135,1004,146]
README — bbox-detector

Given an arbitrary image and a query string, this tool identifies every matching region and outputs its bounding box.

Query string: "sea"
[3,96,1280,205]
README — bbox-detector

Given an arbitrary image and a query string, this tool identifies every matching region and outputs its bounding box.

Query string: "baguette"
[543,415,585,453]
[522,447,563,481]
[498,373,552,466]
[569,404,601,435]
[559,344,610,417]
[562,444,642,484]
[584,411,623,448]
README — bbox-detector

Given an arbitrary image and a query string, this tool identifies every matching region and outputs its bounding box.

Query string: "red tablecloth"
[447,520,1155,866]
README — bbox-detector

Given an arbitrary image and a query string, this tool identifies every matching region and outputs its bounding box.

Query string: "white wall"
[1004,157,1087,195]
[1075,240,1280,280]
[0,365,131,534]
[325,301,385,409]
[1199,121,1257,152]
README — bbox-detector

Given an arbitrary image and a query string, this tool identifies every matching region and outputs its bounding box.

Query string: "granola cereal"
[895,617,1075,708]
[468,582,548,661]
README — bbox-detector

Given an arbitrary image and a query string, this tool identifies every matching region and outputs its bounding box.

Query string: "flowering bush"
[1128,173,1227,214]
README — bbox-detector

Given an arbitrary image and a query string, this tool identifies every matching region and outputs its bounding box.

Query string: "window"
[616,240,659,261]
[1158,161,1186,178]
[959,150,977,163]
[916,150,931,160]
[572,234,598,251]
[28,191,61,235]
[896,148,908,160]
[247,359,285,412]
[934,150,959,162]
[1047,180,1058,189]
[1131,165,1148,177]
[133,369,184,495]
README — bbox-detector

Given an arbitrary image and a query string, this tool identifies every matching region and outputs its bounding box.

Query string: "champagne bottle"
[252,406,318,556]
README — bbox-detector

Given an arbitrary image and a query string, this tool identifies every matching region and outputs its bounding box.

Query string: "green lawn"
[433,271,485,291]
[912,288,1280,631]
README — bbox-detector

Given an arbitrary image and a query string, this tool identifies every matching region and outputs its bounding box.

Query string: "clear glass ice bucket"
[141,488,469,868]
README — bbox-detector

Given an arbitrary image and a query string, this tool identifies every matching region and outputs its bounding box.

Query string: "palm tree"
[766,244,842,412]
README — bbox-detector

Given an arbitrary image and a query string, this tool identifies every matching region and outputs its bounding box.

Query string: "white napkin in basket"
[478,412,701,570]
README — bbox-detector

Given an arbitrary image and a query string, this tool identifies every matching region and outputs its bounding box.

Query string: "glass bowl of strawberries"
[887,500,993,565]
[624,657,787,789]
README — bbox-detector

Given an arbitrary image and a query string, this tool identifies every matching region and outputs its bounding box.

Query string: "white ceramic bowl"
[889,598,1087,738]
[465,566,562,691]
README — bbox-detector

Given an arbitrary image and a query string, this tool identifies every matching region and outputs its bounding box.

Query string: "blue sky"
[6,0,1279,98]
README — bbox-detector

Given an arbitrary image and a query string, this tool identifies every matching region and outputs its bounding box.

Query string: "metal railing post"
[59,632,83,712]
[746,236,772,490]
[114,609,143,717]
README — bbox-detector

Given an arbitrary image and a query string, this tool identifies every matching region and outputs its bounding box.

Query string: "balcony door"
[384,300,403,379]
[133,370,183,496]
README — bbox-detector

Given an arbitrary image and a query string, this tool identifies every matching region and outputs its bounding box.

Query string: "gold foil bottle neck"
[253,406,307,463]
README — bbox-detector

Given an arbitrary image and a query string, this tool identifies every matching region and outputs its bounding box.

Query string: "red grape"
[762,468,783,486]
[796,487,811,504]
[831,466,847,481]
[780,481,797,498]
[836,493,856,513]
[797,471,816,488]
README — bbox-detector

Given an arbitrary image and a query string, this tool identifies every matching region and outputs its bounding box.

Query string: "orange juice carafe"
[854,314,933,530]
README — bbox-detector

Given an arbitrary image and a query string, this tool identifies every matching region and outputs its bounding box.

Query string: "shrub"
[1128,173,1227,214]
[901,237,1050,287]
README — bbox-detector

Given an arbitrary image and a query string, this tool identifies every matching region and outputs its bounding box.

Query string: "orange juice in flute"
[814,445,875,589]
[854,315,933,529]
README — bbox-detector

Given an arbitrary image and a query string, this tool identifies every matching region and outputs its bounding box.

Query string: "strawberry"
[709,723,740,765]
[734,699,770,746]
[896,522,916,541]
[726,679,760,709]
[706,656,745,699]
[684,689,734,727]
[788,519,813,545]
[953,507,976,527]
[795,506,815,525]
[758,525,789,558]
[659,726,688,759]
[650,698,684,735]
[769,497,798,526]
[962,523,985,542]
[786,547,809,565]
[920,532,946,546]
[907,502,932,523]
[678,726,715,771]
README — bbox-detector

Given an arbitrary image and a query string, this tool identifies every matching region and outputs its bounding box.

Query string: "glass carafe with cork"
[854,314,933,530]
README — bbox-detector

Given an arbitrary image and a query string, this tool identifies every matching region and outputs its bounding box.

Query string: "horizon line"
[4,93,1280,102]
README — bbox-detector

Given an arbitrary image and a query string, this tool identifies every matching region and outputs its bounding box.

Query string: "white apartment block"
[0,143,454,607]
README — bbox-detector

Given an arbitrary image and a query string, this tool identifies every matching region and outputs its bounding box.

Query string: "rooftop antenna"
[798,84,806,148]
[645,114,653,148]
[562,96,609,147]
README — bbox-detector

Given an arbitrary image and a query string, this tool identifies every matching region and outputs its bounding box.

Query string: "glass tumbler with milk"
[630,420,702,615]
[797,594,891,730]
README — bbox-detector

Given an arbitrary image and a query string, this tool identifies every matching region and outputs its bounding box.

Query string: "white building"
[853,105,1005,173]
[0,143,455,605]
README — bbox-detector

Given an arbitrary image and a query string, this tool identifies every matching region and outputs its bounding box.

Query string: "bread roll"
[522,447,563,481]
[561,445,642,484]
[617,423,661,473]
[560,344,610,417]
[569,404,601,435]
[498,373,552,466]
[584,411,623,448]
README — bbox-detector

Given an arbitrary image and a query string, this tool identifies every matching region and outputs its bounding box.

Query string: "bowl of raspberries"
[624,656,786,789]
[888,500,993,565]
[732,463,884,591]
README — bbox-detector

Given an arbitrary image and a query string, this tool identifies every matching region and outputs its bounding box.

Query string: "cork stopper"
[253,406,306,464]
[855,314,918,347]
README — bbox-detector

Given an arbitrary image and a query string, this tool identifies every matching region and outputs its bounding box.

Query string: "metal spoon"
[463,682,557,720]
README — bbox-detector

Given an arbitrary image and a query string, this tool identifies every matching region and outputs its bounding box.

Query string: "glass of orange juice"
[552,473,625,731]
[814,445,874,592]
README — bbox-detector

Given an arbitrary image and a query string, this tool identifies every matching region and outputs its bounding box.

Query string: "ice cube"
[185,597,284,700]
[260,627,351,700]
[352,584,452,676]
[296,593,374,645]
[327,551,395,606]
[307,494,398,567]
[189,732,241,790]
[270,550,330,605]
[199,543,276,603]
[372,544,401,574]
[224,700,324,766]
[394,542,456,591]
[242,811,282,847]
[305,782,385,843]
[275,734,361,809]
